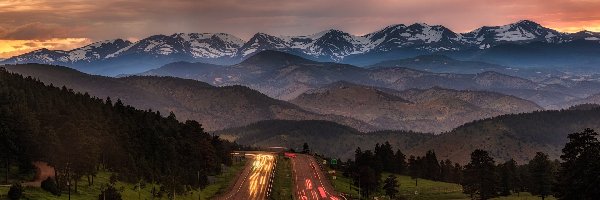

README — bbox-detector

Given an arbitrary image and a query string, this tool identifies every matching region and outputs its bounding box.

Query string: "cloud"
[0,0,599,41]
[23,42,38,47]
[0,38,91,58]
[0,22,70,40]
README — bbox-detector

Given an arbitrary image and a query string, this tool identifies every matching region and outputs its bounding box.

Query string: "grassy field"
[0,161,245,200]
[331,172,555,200]
[270,156,293,200]
[331,174,359,197]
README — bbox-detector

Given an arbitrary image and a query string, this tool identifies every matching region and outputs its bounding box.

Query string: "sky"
[1,0,600,58]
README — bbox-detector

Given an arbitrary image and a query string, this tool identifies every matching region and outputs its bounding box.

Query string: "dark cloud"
[23,42,38,47]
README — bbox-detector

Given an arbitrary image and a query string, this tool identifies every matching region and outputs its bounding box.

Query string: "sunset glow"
[1,0,600,57]
[0,38,90,58]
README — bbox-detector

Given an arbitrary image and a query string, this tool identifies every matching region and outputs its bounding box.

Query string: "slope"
[290,82,542,133]
[3,64,374,132]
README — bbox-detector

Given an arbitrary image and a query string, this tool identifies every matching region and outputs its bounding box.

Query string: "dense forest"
[216,120,432,159]
[333,128,600,199]
[0,67,237,196]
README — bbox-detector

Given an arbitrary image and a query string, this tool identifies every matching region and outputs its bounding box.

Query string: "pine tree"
[528,152,554,200]
[303,142,310,153]
[462,149,498,200]
[423,150,441,180]
[498,159,518,196]
[394,149,407,174]
[383,175,399,199]
[408,155,421,186]
[555,128,600,200]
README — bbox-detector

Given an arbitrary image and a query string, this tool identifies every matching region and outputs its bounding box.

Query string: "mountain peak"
[409,22,431,28]
[514,19,541,27]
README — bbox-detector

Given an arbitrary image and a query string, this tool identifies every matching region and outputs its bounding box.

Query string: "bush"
[7,183,23,200]
[98,184,122,200]
[41,177,61,196]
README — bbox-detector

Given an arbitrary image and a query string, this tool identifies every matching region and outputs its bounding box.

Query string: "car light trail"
[221,153,275,200]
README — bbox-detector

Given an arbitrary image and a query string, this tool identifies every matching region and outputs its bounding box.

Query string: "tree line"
[335,128,600,199]
[0,68,239,198]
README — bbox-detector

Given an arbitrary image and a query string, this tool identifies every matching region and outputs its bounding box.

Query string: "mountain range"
[290,82,541,133]
[3,20,600,76]
[3,64,374,132]
[5,63,600,165]
[5,52,600,163]
[4,60,547,133]
[138,50,600,108]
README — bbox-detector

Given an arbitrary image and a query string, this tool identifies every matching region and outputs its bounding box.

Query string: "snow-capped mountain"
[462,20,565,49]
[107,33,244,59]
[568,30,600,41]
[237,33,292,58]
[365,23,466,52]
[5,39,132,64]
[3,20,600,76]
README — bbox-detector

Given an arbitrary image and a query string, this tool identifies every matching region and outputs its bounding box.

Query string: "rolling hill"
[216,120,433,159]
[290,82,542,133]
[217,108,600,164]
[139,50,592,108]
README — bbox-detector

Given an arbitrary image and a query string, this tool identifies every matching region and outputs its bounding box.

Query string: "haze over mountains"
[3,64,374,132]
[5,61,548,134]
[138,50,600,109]
[3,20,600,76]
[290,82,541,133]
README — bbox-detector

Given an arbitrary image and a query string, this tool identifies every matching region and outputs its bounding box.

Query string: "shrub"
[41,177,61,196]
[7,183,23,200]
[98,184,122,200]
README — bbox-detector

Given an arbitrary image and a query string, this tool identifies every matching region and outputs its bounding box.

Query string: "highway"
[217,153,276,200]
[291,154,341,200]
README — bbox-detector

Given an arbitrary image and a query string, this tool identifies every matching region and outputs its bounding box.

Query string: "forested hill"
[218,109,600,164]
[0,67,235,189]
[412,108,600,164]
[216,120,433,159]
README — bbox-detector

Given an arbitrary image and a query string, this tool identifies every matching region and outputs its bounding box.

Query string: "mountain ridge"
[138,50,600,108]
[3,63,375,132]
[290,81,542,133]
[4,20,600,75]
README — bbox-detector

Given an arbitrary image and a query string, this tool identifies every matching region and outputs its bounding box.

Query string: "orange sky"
[1,0,600,58]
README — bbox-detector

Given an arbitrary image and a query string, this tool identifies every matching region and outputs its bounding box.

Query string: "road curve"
[216,153,276,200]
[291,154,341,200]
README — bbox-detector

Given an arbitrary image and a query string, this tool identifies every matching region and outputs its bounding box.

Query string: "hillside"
[410,108,600,164]
[560,92,600,108]
[138,51,595,108]
[290,82,542,133]
[216,120,433,159]
[3,64,374,132]
[140,50,370,100]
[0,67,232,187]
[218,108,600,164]
[370,54,508,74]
